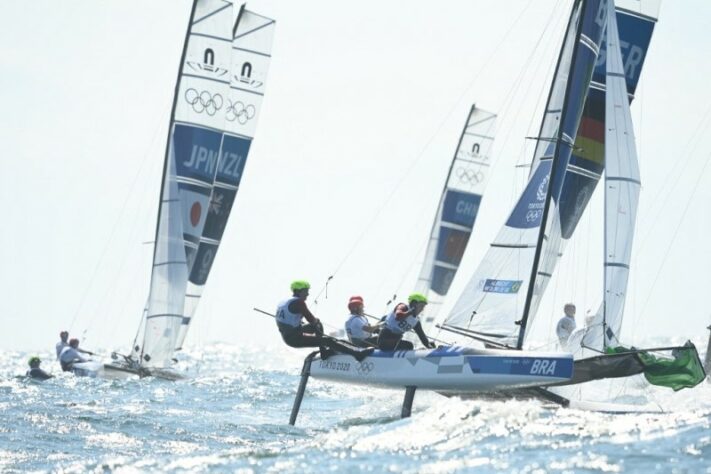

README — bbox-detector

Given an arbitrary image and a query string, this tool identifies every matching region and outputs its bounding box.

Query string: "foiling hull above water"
[309,346,573,392]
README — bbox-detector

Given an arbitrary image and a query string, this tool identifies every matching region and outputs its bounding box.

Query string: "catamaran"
[289,0,706,424]
[74,0,275,379]
[288,0,611,425]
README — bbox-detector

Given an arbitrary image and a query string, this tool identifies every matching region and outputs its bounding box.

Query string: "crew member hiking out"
[276,280,374,361]
[377,293,436,351]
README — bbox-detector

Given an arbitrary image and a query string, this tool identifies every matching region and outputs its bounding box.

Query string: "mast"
[516,0,588,350]
[140,0,198,362]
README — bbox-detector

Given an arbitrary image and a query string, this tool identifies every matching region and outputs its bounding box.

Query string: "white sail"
[442,0,607,349]
[415,106,496,326]
[141,0,233,368]
[442,2,583,348]
[581,1,641,351]
[178,7,276,350]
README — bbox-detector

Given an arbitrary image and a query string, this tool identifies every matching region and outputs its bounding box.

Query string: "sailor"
[344,296,380,348]
[377,293,436,351]
[556,303,577,346]
[59,338,91,372]
[56,330,92,361]
[276,280,373,361]
[55,331,69,359]
[26,356,53,380]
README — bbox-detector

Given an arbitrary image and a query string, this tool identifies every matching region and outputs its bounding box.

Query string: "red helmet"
[347,295,364,311]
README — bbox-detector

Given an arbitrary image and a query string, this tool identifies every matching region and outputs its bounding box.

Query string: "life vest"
[345,314,369,340]
[276,297,303,328]
[384,304,419,335]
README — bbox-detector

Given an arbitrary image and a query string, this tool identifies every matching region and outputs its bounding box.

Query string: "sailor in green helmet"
[26,356,53,380]
[377,293,436,351]
[276,280,374,361]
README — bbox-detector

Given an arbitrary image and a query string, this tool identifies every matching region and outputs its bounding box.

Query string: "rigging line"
[317,0,538,286]
[635,103,711,254]
[499,0,569,168]
[636,151,711,322]
[69,99,172,333]
[466,1,567,318]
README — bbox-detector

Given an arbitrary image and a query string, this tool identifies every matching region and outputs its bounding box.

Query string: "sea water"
[2,343,710,473]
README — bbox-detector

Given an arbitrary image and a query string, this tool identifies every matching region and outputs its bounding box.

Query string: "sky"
[1,0,710,354]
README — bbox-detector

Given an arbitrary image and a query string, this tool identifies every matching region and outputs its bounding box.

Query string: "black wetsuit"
[26,367,53,380]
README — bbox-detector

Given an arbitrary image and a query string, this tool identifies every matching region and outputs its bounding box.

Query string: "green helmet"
[290,280,311,291]
[408,293,428,304]
[28,356,41,366]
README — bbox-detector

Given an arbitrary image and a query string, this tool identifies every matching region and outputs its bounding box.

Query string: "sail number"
[529,359,557,376]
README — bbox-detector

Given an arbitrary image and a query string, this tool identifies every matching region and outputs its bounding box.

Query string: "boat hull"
[310,346,573,392]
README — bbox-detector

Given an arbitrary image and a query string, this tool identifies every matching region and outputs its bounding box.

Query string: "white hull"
[69,360,184,381]
[310,346,573,392]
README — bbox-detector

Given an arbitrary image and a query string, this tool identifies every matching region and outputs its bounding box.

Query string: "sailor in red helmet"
[276,280,374,361]
[344,296,380,347]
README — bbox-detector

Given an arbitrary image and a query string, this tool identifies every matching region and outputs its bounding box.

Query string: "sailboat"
[438,1,705,408]
[414,105,496,329]
[288,0,610,424]
[74,1,275,379]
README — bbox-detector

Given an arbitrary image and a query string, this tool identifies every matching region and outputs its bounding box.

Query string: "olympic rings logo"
[526,210,543,222]
[355,361,374,375]
[185,88,224,116]
[456,167,485,184]
[227,100,256,124]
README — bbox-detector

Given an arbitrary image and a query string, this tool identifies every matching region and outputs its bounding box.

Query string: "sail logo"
[186,48,229,78]
[184,88,224,116]
[456,167,484,185]
[506,161,552,229]
[483,279,522,294]
[235,62,264,89]
[227,100,256,124]
[529,359,557,376]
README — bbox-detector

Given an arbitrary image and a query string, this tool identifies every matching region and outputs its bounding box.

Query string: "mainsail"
[415,105,496,325]
[580,3,640,351]
[134,1,274,368]
[177,6,276,350]
[442,0,607,349]
[525,3,658,346]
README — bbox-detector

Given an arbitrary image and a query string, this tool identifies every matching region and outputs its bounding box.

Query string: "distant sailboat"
[75,1,275,379]
[414,105,496,329]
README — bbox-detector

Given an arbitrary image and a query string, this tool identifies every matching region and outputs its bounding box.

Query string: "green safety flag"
[607,342,706,391]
